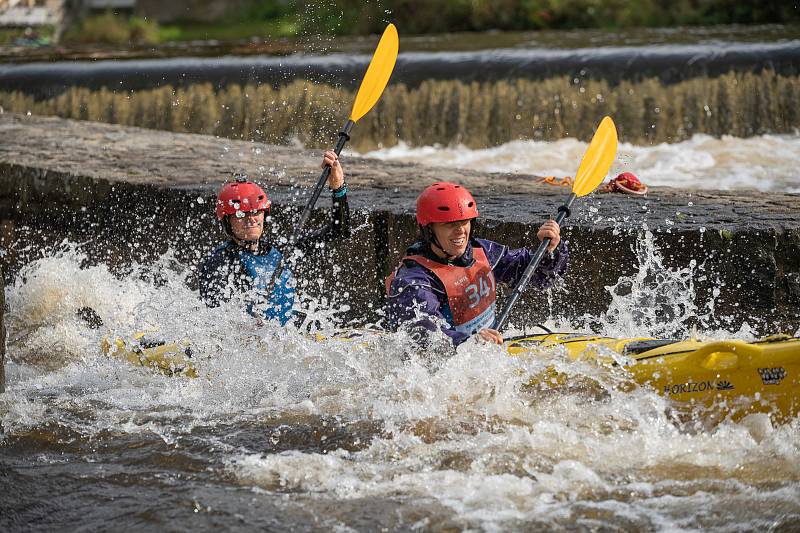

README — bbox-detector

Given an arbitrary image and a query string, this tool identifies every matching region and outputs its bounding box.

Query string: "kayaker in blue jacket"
[386,182,567,347]
[198,151,350,324]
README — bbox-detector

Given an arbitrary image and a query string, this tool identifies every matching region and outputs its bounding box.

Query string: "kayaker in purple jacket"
[386,182,568,348]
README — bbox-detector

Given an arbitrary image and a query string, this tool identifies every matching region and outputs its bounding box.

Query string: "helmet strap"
[223,215,261,252]
[422,224,469,261]
[221,216,234,239]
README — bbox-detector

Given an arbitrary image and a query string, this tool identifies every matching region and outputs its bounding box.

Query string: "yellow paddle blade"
[572,116,618,197]
[349,23,399,122]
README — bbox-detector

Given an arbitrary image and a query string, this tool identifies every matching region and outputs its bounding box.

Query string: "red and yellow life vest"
[387,247,497,334]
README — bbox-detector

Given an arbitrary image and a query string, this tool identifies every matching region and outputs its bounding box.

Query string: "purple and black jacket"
[386,237,568,346]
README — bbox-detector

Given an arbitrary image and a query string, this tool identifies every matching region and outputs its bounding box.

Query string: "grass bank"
[61,1,800,45]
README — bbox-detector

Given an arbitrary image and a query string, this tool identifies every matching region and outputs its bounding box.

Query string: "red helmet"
[215,173,270,220]
[416,182,479,226]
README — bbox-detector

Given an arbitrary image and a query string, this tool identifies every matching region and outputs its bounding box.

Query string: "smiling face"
[229,210,265,242]
[430,219,471,258]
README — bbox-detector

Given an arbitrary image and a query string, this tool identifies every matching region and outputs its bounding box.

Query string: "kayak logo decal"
[758,367,786,385]
[716,380,734,391]
[663,380,714,395]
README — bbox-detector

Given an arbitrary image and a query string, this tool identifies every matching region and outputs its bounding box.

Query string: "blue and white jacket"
[198,192,350,324]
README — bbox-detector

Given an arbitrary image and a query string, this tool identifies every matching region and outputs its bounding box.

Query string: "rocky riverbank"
[1,112,798,335]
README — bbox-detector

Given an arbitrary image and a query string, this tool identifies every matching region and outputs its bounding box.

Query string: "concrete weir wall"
[1,266,4,392]
[1,113,799,337]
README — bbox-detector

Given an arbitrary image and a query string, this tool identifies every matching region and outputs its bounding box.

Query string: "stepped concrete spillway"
[0,113,798,339]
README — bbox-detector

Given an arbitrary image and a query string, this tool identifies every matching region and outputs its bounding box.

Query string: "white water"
[2,233,799,530]
[360,133,800,193]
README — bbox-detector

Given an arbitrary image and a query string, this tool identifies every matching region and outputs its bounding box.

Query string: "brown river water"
[2,232,799,531]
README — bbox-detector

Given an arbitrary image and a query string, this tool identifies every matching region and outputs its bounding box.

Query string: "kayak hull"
[508,333,800,423]
[101,333,196,378]
[101,331,800,422]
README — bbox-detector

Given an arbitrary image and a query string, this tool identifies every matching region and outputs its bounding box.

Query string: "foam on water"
[359,133,800,192]
[2,235,799,530]
[229,417,800,528]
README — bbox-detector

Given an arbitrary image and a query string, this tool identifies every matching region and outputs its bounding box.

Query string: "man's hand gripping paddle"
[492,116,619,332]
[265,23,399,295]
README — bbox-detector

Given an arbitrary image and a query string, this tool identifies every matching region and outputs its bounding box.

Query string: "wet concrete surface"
[0,113,798,334]
[1,265,4,392]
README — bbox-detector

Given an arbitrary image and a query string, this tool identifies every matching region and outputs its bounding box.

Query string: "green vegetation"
[62,7,296,45]
[158,2,299,42]
[235,0,800,36]
[63,12,160,45]
[157,18,298,42]
[61,1,799,45]
[0,26,53,45]
[303,0,800,34]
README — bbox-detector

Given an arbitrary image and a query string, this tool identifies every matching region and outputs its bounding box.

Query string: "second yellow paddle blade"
[350,23,399,122]
[572,116,618,197]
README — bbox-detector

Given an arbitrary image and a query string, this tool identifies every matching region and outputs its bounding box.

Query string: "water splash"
[596,229,704,338]
[2,244,798,530]
[561,227,761,341]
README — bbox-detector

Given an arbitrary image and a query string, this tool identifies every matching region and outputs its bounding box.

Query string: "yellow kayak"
[508,332,800,423]
[101,333,197,378]
[101,331,800,422]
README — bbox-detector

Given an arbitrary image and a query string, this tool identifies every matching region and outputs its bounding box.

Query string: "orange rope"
[538,176,573,187]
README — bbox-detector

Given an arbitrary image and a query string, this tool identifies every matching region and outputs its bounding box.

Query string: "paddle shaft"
[493,193,576,332]
[263,119,354,295]
[289,119,354,245]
